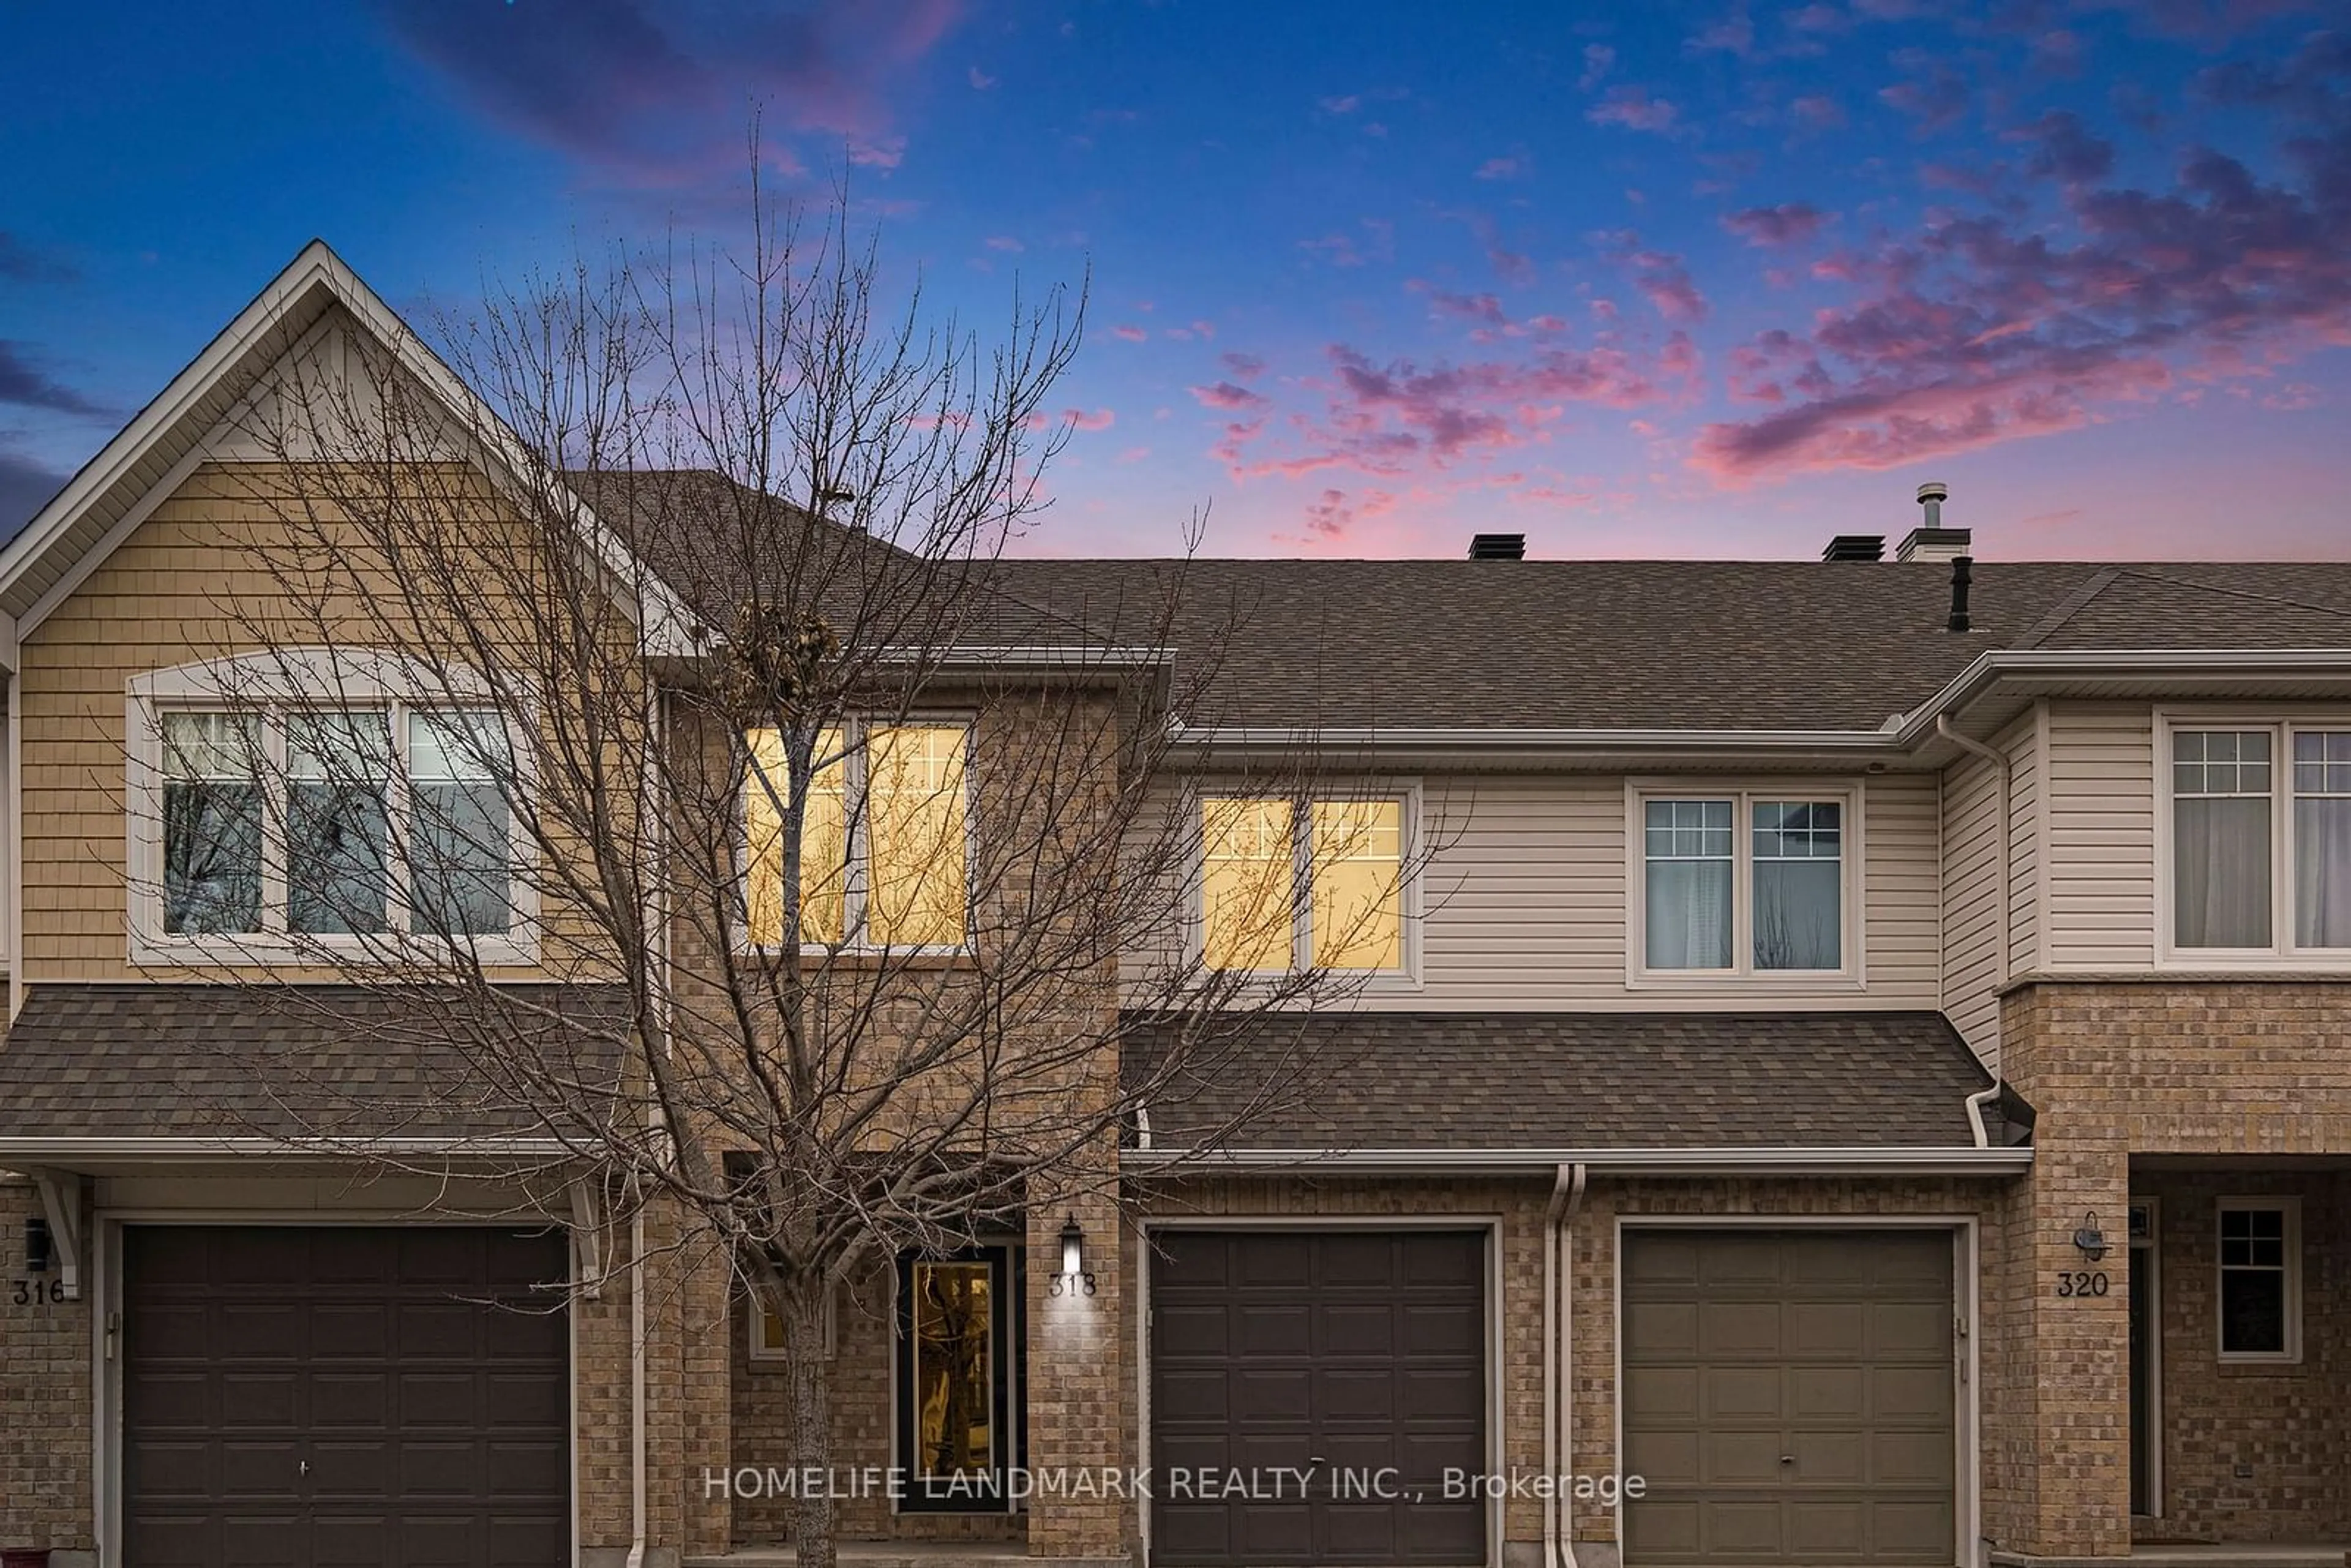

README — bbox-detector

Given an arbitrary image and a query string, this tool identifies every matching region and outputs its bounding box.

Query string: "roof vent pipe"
[1948,555,1973,633]
[1918,481,1948,529]
[1897,482,1971,562]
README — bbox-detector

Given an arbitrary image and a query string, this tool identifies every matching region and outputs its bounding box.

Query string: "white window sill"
[130,934,542,969]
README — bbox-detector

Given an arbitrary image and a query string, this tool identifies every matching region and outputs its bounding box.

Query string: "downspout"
[1544,1162,1589,1568]
[626,1201,648,1568]
[1939,715,2011,1149]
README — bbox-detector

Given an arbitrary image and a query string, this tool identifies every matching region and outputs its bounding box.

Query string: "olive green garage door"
[1621,1228,1957,1567]
[122,1225,571,1568]
[1150,1229,1488,1567]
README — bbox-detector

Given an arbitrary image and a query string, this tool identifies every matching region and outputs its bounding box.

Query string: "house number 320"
[2054,1270,2110,1299]
[10,1278,68,1307]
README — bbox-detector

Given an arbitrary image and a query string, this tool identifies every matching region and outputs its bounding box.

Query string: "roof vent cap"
[1899,482,1970,561]
[1468,533,1526,560]
[1821,533,1884,563]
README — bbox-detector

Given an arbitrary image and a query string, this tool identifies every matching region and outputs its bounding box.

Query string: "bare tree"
[157,189,1430,1567]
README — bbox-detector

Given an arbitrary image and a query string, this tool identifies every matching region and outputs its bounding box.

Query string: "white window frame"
[748,1282,839,1363]
[2214,1196,2301,1365]
[1625,779,1864,988]
[126,650,539,967]
[2157,713,2351,967]
[1188,779,1424,989]
[739,715,977,958]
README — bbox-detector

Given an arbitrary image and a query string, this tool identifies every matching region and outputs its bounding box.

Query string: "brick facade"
[0,1178,94,1561]
[1994,978,2351,1559]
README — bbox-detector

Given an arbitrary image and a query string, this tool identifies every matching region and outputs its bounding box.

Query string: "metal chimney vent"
[1821,534,1885,563]
[1468,533,1526,560]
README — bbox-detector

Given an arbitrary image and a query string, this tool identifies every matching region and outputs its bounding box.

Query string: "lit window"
[2218,1199,2300,1362]
[1200,795,1407,973]
[895,1248,1017,1512]
[1642,794,1844,973]
[744,722,968,950]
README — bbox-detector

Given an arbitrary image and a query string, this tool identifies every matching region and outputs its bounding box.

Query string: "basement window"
[2216,1198,2301,1363]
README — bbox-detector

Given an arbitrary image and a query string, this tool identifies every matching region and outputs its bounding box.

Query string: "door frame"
[1135,1214,1505,1568]
[95,1211,581,1568]
[1612,1215,1981,1568]
[2128,1197,2163,1520]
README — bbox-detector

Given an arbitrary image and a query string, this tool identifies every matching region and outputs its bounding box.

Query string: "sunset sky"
[3,1,2348,559]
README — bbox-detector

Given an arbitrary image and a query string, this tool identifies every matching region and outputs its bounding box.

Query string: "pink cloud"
[1474,154,1529,181]
[848,135,907,169]
[1318,94,1362,115]
[1190,381,1267,411]
[1692,44,2351,482]
[374,0,960,185]
[984,234,1024,252]
[1720,202,1831,247]
[1577,43,1615,92]
[1221,352,1267,380]
[1791,94,1846,129]
[1630,250,1709,323]
[1588,86,1681,133]
[1064,407,1115,432]
[1111,324,1149,343]
[1411,281,1509,328]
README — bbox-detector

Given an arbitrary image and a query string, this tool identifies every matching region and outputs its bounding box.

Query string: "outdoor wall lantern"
[25,1216,51,1274]
[2072,1212,2108,1262]
[1048,1213,1097,1299]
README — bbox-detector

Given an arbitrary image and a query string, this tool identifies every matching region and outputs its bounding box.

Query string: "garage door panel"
[1704,1364,1783,1420]
[1150,1229,1486,1567]
[1622,1229,1957,1568]
[1322,1301,1397,1355]
[1873,1302,1954,1356]
[1791,1366,1867,1420]
[1403,1300,1483,1356]
[1238,1302,1313,1354]
[1700,1301,1783,1356]
[1155,1304,1230,1357]
[1701,1431,1787,1485]
[124,1226,569,1568]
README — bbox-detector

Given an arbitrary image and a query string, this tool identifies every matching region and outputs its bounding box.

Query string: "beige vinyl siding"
[16,462,582,983]
[1138,771,1945,1010]
[2008,707,2043,973]
[2042,703,2158,969]
[1940,745,2003,1067]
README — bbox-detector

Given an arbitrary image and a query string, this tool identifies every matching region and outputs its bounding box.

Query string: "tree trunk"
[780,1274,839,1568]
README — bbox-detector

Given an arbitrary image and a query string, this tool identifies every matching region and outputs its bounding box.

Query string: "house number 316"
[2054,1270,2110,1299]
[10,1278,68,1307]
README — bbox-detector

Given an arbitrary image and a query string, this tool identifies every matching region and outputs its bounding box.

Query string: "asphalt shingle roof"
[0,983,632,1143]
[992,558,2351,730]
[1127,1008,2003,1152]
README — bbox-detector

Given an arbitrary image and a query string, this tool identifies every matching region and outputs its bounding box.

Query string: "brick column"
[2006,1138,2133,1559]
[1024,1181,1129,1561]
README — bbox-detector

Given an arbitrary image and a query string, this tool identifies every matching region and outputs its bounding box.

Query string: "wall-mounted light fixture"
[26,1216,52,1274]
[2073,1212,2108,1263]
[1060,1214,1085,1280]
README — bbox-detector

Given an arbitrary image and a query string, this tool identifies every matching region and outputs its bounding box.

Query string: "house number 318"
[2054,1270,2110,1299]
[10,1278,67,1307]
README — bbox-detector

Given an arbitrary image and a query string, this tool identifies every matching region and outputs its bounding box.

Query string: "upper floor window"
[2169,725,2351,954]
[743,722,970,951]
[1199,793,1410,975]
[1640,793,1847,976]
[149,704,516,947]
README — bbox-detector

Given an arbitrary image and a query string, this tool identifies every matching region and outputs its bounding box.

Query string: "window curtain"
[1646,859,1731,968]
[2174,797,2271,947]
[2296,795,2351,947]
[1754,858,1839,970]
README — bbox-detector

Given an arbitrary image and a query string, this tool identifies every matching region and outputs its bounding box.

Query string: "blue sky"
[3,1,2349,558]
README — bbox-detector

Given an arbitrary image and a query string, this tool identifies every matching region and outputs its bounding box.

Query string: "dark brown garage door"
[1621,1228,1956,1567]
[1150,1229,1486,1567]
[124,1226,570,1568]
